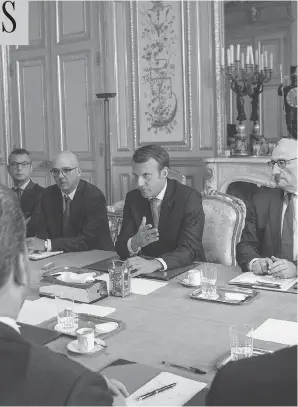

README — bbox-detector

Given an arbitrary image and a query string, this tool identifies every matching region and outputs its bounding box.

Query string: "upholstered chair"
[201,189,246,266]
[107,168,186,244]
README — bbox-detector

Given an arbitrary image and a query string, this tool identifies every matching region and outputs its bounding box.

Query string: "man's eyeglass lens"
[9,162,30,168]
[50,167,77,177]
[268,158,297,169]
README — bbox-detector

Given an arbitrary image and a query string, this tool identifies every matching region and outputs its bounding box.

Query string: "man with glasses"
[26,151,114,253]
[7,148,44,237]
[237,138,297,278]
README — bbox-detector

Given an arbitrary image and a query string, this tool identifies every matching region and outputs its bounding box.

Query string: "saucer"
[95,322,118,334]
[180,278,201,287]
[54,323,78,335]
[67,339,104,354]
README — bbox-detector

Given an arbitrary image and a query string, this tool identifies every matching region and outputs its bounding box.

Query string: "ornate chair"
[107,168,186,244]
[201,189,246,266]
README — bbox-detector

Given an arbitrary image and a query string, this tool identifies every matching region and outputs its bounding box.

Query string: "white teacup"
[188,270,201,285]
[76,328,94,352]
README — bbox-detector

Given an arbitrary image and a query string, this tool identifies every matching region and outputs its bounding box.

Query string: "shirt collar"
[61,187,77,201]
[153,179,167,201]
[14,179,31,191]
[0,317,20,334]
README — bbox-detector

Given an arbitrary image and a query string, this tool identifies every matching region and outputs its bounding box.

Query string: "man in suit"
[0,184,128,406]
[115,144,206,274]
[7,148,44,237]
[206,345,297,406]
[26,151,114,253]
[236,138,297,278]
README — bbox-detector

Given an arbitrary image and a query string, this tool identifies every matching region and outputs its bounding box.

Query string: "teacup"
[76,327,94,352]
[187,270,201,285]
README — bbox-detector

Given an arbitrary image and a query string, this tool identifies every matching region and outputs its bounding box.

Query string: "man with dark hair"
[237,138,297,278]
[7,148,44,237]
[0,184,128,406]
[115,144,206,274]
[26,151,114,253]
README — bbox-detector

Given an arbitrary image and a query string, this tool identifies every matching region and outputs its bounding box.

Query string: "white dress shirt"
[12,179,31,196]
[0,316,20,334]
[249,191,298,269]
[45,188,77,251]
[127,180,168,271]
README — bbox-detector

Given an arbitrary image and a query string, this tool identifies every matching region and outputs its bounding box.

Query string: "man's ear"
[14,252,28,288]
[77,167,82,177]
[162,167,169,179]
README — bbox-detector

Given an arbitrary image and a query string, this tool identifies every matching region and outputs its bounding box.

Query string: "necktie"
[150,198,160,229]
[62,196,71,237]
[14,187,22,201]
[281,193,294,261]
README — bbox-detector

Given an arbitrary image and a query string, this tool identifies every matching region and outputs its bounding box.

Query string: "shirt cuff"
[46,239,52,252]
[249,258,259,271]
[127,238,140,256]
[156,258,167,271]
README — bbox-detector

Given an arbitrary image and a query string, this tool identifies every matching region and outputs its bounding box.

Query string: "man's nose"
[272,163,280,176]
[137,177,145,188]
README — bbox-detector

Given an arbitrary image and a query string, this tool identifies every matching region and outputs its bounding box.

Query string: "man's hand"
[251,258,273,275]
[130,217,159,251]
[268,256,297,279]
[126,257,162,276]
[104,376,128,406]
[26,237,45,252]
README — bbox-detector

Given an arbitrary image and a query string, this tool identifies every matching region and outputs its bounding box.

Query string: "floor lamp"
[96,92,116,205]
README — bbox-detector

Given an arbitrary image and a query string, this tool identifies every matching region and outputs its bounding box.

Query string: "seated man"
[115,144,206,274]
[26,151,114,253]
[0,185,128,406]
[206,345,297,406]
[7,148,44,237]
[237,138,297,278]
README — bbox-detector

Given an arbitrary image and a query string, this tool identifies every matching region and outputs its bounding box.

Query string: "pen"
[137,382,176,401]
[161,361,206,375]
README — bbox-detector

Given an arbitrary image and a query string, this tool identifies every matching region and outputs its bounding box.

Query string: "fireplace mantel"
[204,156,276,193]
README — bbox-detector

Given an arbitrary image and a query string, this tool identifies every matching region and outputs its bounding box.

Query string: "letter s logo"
[2,1,16,33]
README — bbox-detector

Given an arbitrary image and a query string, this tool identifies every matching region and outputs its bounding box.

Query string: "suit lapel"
[270,190,283,256]
[68,180,84,226]
[158,179,175,233]
[51,186,63,234]
[19,180,35,216]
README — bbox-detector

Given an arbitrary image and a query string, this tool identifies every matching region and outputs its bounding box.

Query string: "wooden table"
[27,250,297,386]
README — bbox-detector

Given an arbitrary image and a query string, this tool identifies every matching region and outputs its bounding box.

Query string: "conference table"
[27,250,297,389]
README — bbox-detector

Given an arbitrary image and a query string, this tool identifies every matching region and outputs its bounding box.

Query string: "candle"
[230,44,234,64]
[270,53,273,70]
[237,44,240,61]
[280,64,283,82]
[246,46,249,65]
[261,53,264,71]
[241,52,245,69]
[255,50,259,66]
[227,49,231,66]
[221,47,225,66]
[264,51,268,68]
[258,41,261,63]
[250,46,254,65]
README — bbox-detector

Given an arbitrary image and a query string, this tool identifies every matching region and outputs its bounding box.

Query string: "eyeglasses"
[267,158,298,169]
[50,167,78,177]
[8,161,31,168]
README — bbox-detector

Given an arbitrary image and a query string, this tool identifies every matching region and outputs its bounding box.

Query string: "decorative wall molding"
[112,156,206,167]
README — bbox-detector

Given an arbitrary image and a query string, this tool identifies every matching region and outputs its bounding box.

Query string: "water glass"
[55,293,75,330]
[229,324,253,361]
[201,265,217,299]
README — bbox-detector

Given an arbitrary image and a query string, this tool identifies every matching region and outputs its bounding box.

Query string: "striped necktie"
[150,198,160,229]
[280,193,294,261]
[62,196,71,237]
[14,187,22,201]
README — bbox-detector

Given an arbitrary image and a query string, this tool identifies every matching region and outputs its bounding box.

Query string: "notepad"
[229,272,297,292]
[126,371,207,406]
[29,251,63,261]
[251,318,298,345]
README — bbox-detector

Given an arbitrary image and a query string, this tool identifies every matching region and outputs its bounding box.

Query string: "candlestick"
[258,41,261,65]
[246,46,249,65]
[227,49,231,66]
[241,53,244,69]
[264,51,268,68]
[261,53,264,71]
[221,47,225,66]
[270,53,273,70]
[237,44,240,61]
[230,44,234,64]
[255,50,259,66]
[250,46,254,66]
[280,64,283,82]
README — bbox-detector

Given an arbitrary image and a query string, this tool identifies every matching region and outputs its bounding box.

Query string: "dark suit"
[13,180,44,237]
[0,322,113,406]
[37,179,114,252]
[236,187,288,272]
[115,178,206,269]
[206,345,297,406]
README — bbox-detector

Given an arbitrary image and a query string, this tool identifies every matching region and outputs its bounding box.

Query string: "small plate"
[67,339,104,355]
[54,323,78,335]
[95,322,118,334]
[179,278,201,288]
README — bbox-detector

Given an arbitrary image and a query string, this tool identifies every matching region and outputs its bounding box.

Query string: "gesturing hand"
[251,258,273,275]
[130,217,159,251]
[268,256,297,279]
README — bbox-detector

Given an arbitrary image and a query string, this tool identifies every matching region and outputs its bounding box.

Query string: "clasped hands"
[252,256,297,279]
[127,216,162,276]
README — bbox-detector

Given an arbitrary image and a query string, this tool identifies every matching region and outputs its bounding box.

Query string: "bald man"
[26,151,114,253]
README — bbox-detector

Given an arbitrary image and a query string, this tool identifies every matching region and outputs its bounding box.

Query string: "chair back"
[202,189,246,266]
[168,168,186,185]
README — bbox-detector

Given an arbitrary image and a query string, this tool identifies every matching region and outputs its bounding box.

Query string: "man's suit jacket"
[0,322,113,406]
[206,345,297,406]
[236,187,287,272]
[15,180,44,237]
[37,179,114,252]
[115,178,206,269]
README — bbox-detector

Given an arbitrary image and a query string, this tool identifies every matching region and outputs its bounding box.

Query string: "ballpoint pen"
[161,361,206,375]
[137,382,176,401]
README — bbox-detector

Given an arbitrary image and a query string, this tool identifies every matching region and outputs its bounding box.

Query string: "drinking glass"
[201,265,217,299]
[229,324,253,361]
[55,293,76,331]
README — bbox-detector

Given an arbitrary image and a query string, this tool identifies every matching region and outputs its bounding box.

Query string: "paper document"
[17,297,115,326]
[126,371,207,406]
[251,318,298,345]
[229,272,297,292]
[29,251,63,261]
[97,274,168,295]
